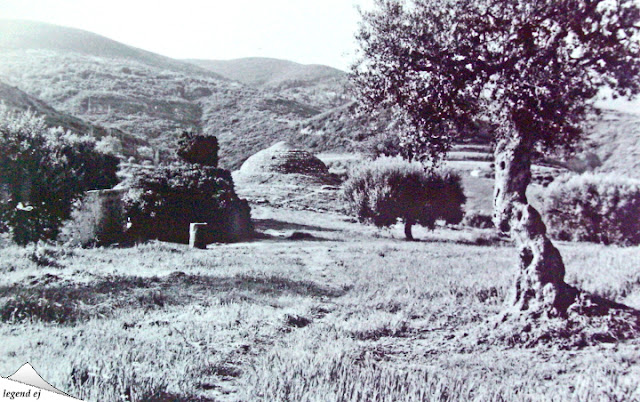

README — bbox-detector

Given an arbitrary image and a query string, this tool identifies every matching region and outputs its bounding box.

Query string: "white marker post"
[189,222,208,249]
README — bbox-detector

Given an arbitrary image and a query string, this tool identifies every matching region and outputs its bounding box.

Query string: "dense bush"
[123,164,252,244]
[343,156,466,239]
[176,130,219,167]
[542,173,640,245]
[0,106,119,245]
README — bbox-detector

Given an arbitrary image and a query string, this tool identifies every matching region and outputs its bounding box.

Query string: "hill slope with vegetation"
[186,57,343,87]
[0,20,224,79]
[584,110,640,179]
[0,21,347,168]
[1,20,638,176]
[0,80,145,155]
[187,57,350,112]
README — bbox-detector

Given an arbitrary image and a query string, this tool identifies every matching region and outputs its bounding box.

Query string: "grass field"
[1,201,639,401]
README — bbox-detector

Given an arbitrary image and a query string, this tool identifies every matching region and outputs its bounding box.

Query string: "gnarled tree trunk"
[493,135,578,319]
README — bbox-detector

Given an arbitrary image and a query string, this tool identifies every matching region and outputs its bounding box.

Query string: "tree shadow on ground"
[251,231,332,242]
[252,219,339,233]
[0,273,348,324]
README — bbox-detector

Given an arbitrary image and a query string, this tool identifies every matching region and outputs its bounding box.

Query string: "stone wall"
[60,188,127,246]
[61,185,253,246]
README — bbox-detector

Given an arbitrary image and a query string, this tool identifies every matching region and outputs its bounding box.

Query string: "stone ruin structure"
[62,186,252,247]
[60,188,127,246]
[238,141,332,178]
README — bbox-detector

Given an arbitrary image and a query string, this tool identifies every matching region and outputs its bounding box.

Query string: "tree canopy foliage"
[343,156,465,239]
[176,130,219,167]
[0,106,119,244]
[352,0,640,162]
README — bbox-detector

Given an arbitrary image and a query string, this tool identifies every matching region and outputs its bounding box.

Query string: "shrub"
[95,135,123,157]
[542,173,640,245]
[0,106,119,245]
[342,156,466,239]
[122,164,252,244]
[176,130,219,167]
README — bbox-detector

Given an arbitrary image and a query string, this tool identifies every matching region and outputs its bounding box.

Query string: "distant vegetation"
[176,130,219,167]
[0,81,141,156]
[0,20,639,175]
[343,157,465,240]
[186,57,347,100]
[543,173,640,246]
[0,21,351,169]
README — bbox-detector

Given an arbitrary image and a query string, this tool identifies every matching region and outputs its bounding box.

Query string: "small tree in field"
[353,0,640,326]
[343,157,465,240]
[0,106,119,245]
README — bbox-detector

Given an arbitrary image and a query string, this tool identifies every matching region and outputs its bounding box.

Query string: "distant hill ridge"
[0,19,225,80]
[186,57,346,88]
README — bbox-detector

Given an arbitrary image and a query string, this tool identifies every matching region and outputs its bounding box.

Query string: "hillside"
[186,57,345,88]
[0,21,338,168]
[0,20,225,80]
[1,20,638,175]
[285,101,392,154]
[187,57,350,111]
[0,81,146,155]
[584,109,640,179]
[290,100,640,178]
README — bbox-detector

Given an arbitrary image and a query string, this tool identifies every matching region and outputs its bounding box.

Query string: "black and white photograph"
[1,0,640,400]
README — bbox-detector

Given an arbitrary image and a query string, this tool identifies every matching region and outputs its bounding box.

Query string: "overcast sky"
[0,0,375,71]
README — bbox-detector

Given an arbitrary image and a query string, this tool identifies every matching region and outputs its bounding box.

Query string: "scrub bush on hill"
[0,106,119,245]
[123,165,252,244]
[542,173,640,245]
[343,156,465,240]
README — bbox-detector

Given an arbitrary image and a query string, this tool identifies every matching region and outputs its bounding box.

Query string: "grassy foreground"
[0,207,639,401]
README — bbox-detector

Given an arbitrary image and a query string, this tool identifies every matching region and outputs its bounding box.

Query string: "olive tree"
[352,0,640,321]
[343,156,465,240]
